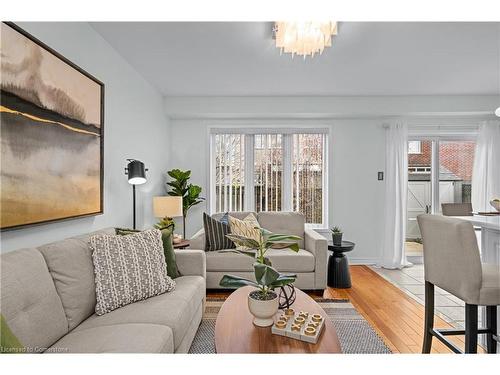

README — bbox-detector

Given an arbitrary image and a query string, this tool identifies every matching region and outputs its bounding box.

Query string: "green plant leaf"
[218,249,257,259]
[225,234,260,249]
[219,274,259,288]
[266,234,302,242]
[268,274,297,288]
[254,263,280,287]
[264,241,300,252]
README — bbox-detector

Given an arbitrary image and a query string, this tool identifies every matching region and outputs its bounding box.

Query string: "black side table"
[327,241,355,288]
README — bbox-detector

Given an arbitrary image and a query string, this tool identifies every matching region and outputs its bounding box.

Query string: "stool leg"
[422,281,434,353]
[465,304,478,354]
[486,306,497,354]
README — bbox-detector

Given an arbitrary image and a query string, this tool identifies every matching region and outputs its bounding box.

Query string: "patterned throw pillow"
[228,213,262,250]
[115,226,180,279]
[203,212,235,251]
[90,229,176,316]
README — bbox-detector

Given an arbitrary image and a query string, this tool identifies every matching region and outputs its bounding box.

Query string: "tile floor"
[370,264,483,329]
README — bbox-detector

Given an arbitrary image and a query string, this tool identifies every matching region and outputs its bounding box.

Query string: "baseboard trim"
[346,257,378,265]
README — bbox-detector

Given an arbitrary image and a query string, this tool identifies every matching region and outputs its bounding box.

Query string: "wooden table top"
[214,286,342,353]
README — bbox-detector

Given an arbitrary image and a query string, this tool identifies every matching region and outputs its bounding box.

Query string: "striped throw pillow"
[203,212,235,251]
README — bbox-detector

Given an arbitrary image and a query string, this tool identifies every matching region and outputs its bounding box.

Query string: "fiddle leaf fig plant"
[219,228,301,298]
[166,168,204,238]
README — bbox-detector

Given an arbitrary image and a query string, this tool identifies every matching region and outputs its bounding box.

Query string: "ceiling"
[90,22,500,96]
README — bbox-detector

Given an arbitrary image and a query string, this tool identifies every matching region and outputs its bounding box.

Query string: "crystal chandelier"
[274,21,338,58]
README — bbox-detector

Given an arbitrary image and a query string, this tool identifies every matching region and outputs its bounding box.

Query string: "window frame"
[209,127,329,228]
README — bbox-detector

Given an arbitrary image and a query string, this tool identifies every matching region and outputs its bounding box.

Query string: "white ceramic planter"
[247,290,279,327]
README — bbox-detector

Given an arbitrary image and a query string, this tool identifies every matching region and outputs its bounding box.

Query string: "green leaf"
[225,234,260,249]
[268,274,297,288]
[219,274,259,288]
[218,249,257,259]
[264,241,300,252]
[266,234,302,242]
[254,263,280,287]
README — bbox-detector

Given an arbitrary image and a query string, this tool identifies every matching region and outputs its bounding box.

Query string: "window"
[213,134,245,212]
[293,134,325,225]
[210,129,327,226]
[254,134,282,212]
[408,140,422,154]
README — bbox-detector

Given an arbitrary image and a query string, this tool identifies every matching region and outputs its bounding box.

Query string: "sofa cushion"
[203,212,235,251]
[228,213,262,250]
[206,251,255,272]
[37,234,103,330]
[0,248,68,350]
[90,229,176,315]
[206,249,314,272]
[116,226,180,279]
[267,249,315,272]
[74,276,205,351]
[257,212,305,248]
[212,211,257,221]
[47,323,174,353]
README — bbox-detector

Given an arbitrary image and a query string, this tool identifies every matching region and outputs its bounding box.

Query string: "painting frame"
[1,22,104,231]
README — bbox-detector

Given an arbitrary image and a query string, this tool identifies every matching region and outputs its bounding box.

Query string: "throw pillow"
[1,314,23,353]
[90,229,175,316]
[203,212,235,251]
[115,226,180,279]
[228,213,262,250]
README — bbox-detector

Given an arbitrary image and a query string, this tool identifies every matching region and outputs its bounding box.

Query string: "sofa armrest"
[189,228,205,250]
[304,228,328,290]
[175,250,206,279]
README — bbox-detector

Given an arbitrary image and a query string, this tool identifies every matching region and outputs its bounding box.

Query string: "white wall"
[165,95,498,264]
[1,22,170,252]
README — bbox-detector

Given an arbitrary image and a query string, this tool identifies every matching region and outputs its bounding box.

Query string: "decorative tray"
[271,308,325,344]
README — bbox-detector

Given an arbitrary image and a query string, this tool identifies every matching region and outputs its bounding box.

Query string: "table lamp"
[153,196,184,236]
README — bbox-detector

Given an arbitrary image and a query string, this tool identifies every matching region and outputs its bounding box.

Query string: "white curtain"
[472,121,500,212]
[379,122,411,269]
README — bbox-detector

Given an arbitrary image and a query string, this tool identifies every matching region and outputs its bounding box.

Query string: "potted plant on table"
[219,229,301,327]
[330,226,343,246]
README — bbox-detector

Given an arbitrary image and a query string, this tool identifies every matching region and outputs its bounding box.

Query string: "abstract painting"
[0,22,104,230]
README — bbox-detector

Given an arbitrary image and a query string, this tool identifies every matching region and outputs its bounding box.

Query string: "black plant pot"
[332,233,343,246]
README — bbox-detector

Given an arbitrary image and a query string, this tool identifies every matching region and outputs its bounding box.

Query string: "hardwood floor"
[324,265,482,353]
[208,265,484,353]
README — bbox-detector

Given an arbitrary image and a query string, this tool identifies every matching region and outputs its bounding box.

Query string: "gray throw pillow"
[90,229,176,316]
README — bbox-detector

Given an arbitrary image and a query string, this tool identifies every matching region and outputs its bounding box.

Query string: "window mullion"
[244,134,254,212]
[283,134,293,211]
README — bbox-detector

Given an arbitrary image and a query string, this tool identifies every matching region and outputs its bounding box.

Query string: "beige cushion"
[229,213,262,249]
[206,249,314,272]
[47,324,174,353]
[74,276,205,351]
[0,248,68,349]
[37,237,96,330]
[479,264,500,306]
[90,229,176,315]
[257,212,305,248]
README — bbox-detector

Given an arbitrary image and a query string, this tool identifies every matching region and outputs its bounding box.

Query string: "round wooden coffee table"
[214,286,342,353]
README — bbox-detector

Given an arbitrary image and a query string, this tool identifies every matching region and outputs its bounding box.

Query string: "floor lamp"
[125,159,148,229]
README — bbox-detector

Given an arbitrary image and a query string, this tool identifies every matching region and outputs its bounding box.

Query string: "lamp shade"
[153,196,183,218]
[126,160,147,185]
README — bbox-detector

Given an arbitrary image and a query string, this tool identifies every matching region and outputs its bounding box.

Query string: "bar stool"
[417,214,499,354]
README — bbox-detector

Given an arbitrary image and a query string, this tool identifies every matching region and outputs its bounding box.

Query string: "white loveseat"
[190,211,328,291]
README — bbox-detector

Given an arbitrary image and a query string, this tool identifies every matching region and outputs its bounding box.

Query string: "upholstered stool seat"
[417,214,500,354]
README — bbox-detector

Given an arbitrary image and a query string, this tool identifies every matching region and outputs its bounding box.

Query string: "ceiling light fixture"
[274,21,338,59]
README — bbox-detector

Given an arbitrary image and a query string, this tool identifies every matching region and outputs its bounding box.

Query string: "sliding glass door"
[405,138,476,254]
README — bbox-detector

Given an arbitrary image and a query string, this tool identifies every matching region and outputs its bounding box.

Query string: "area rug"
[188,297,392,354]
